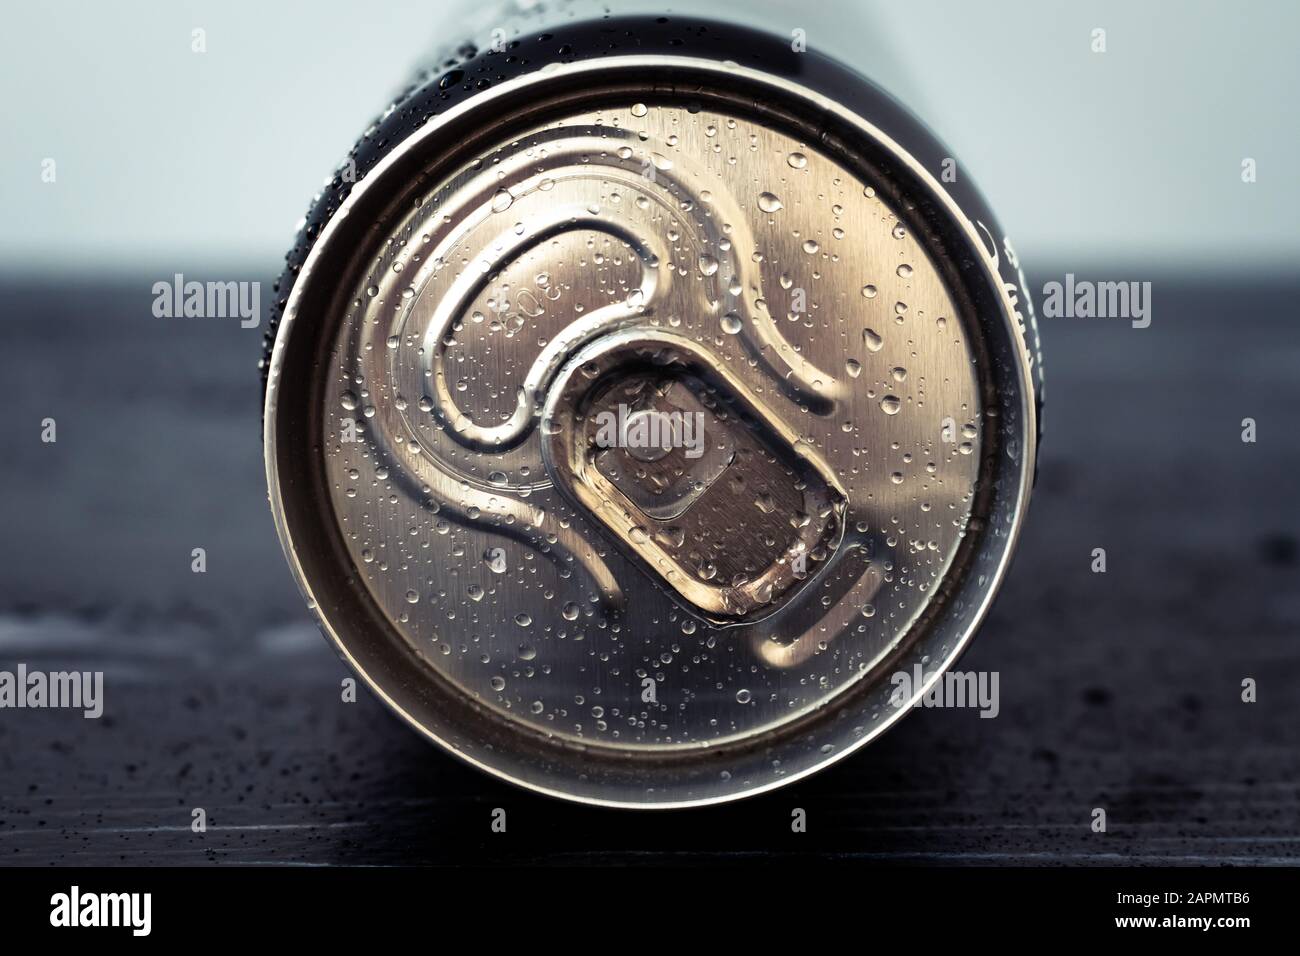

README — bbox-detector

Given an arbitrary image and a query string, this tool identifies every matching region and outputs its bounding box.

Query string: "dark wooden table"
[1,264,1297,865]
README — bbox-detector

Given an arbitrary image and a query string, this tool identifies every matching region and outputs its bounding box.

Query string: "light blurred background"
[1,0,1296,274]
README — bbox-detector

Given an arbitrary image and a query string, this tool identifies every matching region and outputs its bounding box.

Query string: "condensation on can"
[262,11,1042,807]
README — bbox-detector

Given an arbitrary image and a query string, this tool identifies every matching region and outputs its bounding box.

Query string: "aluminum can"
[262,9,1043,807]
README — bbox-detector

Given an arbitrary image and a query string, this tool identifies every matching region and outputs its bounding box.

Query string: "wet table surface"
[1,264,1297,865]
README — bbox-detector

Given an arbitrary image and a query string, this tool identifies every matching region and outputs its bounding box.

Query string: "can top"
[264,33,1037,807]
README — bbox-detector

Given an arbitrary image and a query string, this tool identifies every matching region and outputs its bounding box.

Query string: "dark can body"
[262,9,1042,807]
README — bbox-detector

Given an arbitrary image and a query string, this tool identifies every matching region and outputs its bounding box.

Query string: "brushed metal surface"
[323,102,981,749]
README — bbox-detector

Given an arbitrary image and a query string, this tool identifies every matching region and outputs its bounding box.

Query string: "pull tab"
[542,330,846,623]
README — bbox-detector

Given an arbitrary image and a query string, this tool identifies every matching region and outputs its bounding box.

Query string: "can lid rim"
[263,53,1038,809]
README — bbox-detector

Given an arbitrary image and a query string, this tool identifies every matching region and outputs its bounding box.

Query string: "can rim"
[264,53,1038,809]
